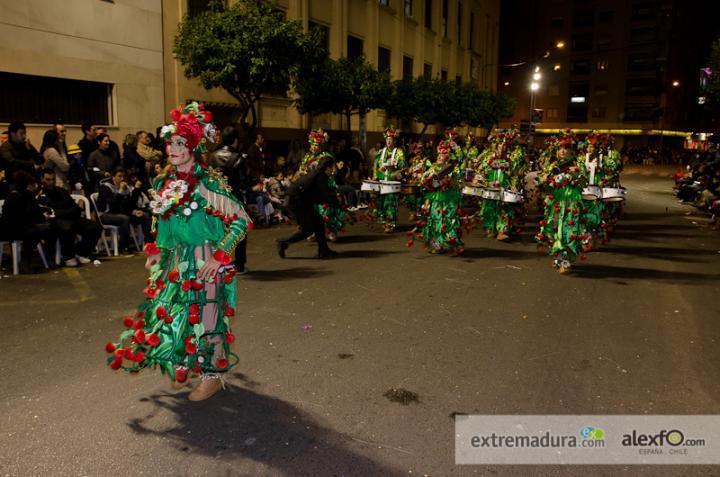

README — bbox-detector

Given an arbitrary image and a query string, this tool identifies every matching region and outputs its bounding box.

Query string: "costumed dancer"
[407,140,465,255]
[403,142,427,220]
[477,129,525,241]
[535,129,588,274]
[105,102,252,400]
[299,128,346,241]
[599,136,624,241]
[577,132,608,249]
[373,126,405,232]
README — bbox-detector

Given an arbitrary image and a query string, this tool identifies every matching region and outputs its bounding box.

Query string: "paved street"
[1,166,719,476]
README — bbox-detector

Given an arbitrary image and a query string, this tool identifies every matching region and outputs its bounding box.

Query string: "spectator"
[349,137,365,172]
[122,133,145,184]
[40,129,70,189]
[97,167,152,253]
[247,176,275,226]
[66,143,90,194]
[287,139,304,169]
[78,122,97,164]
[266,169,290,222]
[95,126,121,162]
[54,123,68,158]
[0,171,56,273]
[245,133,265,183]
[0,130,7,145]
[334,158,359,210]
[0,163,9,200]
[136,130,162,179]
[38,169,102,267]
[0,122,42,185]
[88,133,118,179]
[209,126,243,194]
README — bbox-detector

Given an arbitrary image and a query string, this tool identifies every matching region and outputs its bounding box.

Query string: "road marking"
[0,267,94,306]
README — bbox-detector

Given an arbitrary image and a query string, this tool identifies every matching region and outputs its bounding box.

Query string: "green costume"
[477,130,525,237]
[373,142,406,229]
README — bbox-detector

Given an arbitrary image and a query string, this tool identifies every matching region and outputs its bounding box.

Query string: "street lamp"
[672,80,680,87]
[530,82,540,91]
[556,40,565,49]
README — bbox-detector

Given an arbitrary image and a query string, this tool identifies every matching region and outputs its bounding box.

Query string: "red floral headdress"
[160,102,216,157]
[436,140,451,155]
[308,128,329,146]
[557,128,577,149]
[383,126,398,139]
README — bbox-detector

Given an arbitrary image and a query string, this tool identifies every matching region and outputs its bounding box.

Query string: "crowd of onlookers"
[673,147,720,228]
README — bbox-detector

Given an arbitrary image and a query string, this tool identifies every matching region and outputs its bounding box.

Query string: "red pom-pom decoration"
[143,242,160,256]
[123,316,134,328]
[175,368,188,382]
[189,303,200,315]
[105,342,116,353]
[113,348,124,359]
[110,358,123,370]
[146,333,161,346]
[226,332,235,344]
[217,358,228,369]
[191,281,204,291]
[188,314,200,325]
[185,342,197,355]
[134,329,146,344]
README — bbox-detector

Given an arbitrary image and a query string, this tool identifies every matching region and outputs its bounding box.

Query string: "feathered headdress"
[581,131,612,150]
[557,128,578,149]
[383,126,398,139]
[308,128,329,146]
[160,102,216,158]
[436,140,451,155]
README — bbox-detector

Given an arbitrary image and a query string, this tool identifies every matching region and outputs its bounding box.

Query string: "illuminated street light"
[672,80,680,87]
[504,81,510,86]
[553,64,561,71]
[556,41,565,49]
[533,72,542,81]
[530,82,540,91]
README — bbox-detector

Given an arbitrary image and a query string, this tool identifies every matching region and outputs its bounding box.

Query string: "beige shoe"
[558,265,571,275]
[496,231,509,242]
[187,374,224,401]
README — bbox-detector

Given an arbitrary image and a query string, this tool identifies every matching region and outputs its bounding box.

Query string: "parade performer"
[599,136,624,241]
[477,129,525,241]
[535,129,588,274]
[373,126,405,232]
[407,140,464,255]
[577,132,609,248]
[403,142,428,219]
[105,102,252,401]
[461,131,481,173]
[299,128,345,241]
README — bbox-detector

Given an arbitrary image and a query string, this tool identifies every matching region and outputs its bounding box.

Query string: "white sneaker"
[357,203,369,209]
[347,206,359,212]
[76,256,92,265]
[64,258,79,267]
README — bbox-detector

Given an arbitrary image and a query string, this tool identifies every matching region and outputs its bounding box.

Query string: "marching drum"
[481,187,501,201]
[601,187,626,202]
[379,180,402,195]
[361,180,381,192]
[581,185,602,201]
[461,184,484,197]
[500,189,524,204]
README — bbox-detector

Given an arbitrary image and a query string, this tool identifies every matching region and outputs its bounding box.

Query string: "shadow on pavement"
[601,246,719,263]
[334,234,393,244]
[337,250,396,259]
[128,385,400,476]
[460,248,541,261]
[244,268,333,281]
[572,264,720,284]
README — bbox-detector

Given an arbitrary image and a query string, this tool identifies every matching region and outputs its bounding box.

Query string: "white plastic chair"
[90,192,119,256]
[0,199,50,275]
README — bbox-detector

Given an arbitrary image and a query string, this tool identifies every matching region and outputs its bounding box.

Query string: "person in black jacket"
[97,167,151,253]
[39,169,102,266]
[276,157,339,259]
[0,170,55,273]
[0,122,42,185]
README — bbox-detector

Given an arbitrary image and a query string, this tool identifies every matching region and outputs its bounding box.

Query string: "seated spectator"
[334,159,359,210]
[0,171,56,273]
[41,129,70,190]
[95,127,122,161]
[88,133,119,186]
[122,133,144,183]
[0,122,42,185]
[136,130,162,180]
[38,169,102,267]
[0,163,9,200]
[66,143,91,195]
[97,167,152,253]
[54,123,68,158]
[266,170,290,222]
[78,123,97,165]
[247,176,275,226]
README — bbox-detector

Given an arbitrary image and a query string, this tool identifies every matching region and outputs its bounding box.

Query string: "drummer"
[403,142,428,220]
[372,126,406,233]
[476,128,525,242]
[577,132,608,250]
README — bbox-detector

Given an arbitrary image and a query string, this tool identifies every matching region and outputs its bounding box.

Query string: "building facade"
[497,0,720,146]
[0,0,165,146]
[163,0,500,139]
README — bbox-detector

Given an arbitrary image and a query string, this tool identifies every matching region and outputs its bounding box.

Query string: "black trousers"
[282,202,330,255]
[234,235,247,268]
[10,224,55,263]
[55,218,103,259]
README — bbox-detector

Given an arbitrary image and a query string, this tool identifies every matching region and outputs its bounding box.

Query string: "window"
[347,35,364,59]
[187,0,222,17]
[571,33,593,52]
[442,0,449,37]
[632,1,660,20]
[405,0,413,17]
[571,59,591,75]
[573,9,595,27]
[596,60,608,72]
[625,78,657,96]
[441,69,448,81]
[567,103,588,123]
[630,27,657,44]
[457,2,463,45]
[627,53,656,72]
[425,0,433,29]
[424,63,433,79]
[455,75,462,86]
[546,108,559,119]
[403,55,414,80]
[594,84,609,95]
[309,21,330,53]
[624,103,657,121]
[378,47,392,73]
[591,107,606,119]
[551,16,565,28]
[596,36,611,48]
[568,82,590,122]
[598,10,614,22]
[378,0,390,6]
[0,72,111,125]
[469,11,475,50]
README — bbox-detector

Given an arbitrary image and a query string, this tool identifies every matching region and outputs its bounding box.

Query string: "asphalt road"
[1,166,719,476]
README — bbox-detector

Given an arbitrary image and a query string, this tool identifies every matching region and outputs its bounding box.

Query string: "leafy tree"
[703,38,720,111]
[174,0,321,129]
